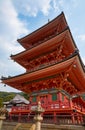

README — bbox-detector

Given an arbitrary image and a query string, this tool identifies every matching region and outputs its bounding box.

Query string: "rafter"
[16,71,78,95]
[25,44,66,72]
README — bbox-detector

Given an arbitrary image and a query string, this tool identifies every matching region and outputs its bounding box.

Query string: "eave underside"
[2,55,85,95]
[72,97,85,107]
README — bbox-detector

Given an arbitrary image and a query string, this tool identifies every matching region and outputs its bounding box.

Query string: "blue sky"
[0,0,85,92]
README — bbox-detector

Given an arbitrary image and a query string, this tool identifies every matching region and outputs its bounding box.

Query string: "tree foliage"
[0,98,3,107]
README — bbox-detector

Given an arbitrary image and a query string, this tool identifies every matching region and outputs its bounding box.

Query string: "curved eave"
[17,12,67,49]
[68,54,85,91]
[1,54,85,93]
[11,28,77,68]
[2,54,76,83]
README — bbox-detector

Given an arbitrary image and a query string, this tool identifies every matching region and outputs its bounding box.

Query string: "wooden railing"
[5,114,85,125]
[10,101,85,114]
[11,106,30,112]
[11,101,70,113]
[41,101,70,110]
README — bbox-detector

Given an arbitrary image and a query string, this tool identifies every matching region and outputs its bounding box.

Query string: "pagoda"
[1,12,85,124]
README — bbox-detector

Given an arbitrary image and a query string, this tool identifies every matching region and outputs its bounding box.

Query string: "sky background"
[0,0,85,92]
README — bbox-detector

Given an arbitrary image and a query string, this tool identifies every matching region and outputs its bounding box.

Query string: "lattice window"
[52,93,57,101]
[32,96,36,102]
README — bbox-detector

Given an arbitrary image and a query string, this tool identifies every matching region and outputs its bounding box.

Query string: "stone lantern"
[0,107,8,130]
[32,102,45,130]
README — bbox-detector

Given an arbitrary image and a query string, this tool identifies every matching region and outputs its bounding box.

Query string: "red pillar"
[9,113,12,121]
[77,113,80,124]
[53,112,56,124]
[58,92,62,108]
[80,115,83,124]
[18,113,21,122]
[71,113,75,124]
[69,98,73,109]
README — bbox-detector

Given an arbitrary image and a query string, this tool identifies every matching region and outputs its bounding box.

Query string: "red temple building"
[1,12,85,124]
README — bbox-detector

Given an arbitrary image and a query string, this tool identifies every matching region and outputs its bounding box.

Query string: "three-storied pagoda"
[1,12,85,124]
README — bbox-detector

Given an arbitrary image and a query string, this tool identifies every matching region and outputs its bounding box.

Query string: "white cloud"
[0,0,29,64]
[0,0,28,38]
[12,0,51,17]
[78,34,85,42]
[52,0,60,12]
[82,57,85,65]
[0,0,28,58]
[58,0,64,7]
[52,0,79,14]
[0,84,21,92]
[0,0,29,92]
[71,0,79,8]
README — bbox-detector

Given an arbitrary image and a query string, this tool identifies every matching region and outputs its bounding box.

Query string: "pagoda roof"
[17,12,68,49]
[11,28,77,69]
[1,53,85,95]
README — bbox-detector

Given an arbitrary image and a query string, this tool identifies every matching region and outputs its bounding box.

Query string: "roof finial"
[48,19,50,23]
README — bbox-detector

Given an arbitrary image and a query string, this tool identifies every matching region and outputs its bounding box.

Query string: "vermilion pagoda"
[1,12,85,124]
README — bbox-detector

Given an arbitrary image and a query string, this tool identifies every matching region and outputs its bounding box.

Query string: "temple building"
[3,94,29,112]
[1,12,85,124]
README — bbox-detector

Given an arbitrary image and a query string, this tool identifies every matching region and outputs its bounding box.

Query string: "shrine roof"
[11,28,77,69]
[9,94,29,104]
[1,53,85,95]
[17,12,68,49]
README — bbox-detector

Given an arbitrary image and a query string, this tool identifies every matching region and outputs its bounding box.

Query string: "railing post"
[53,112,56,124]
[18,113,21,122]
[71,113,75,124]
[9,113,12,121]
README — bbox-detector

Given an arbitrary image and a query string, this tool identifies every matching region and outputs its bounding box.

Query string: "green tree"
[20,92,29,100]
[3,94,15,102]
[0,98,3,107]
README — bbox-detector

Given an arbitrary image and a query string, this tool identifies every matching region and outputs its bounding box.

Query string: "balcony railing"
[10,101,85,115]
[11,101,70,113]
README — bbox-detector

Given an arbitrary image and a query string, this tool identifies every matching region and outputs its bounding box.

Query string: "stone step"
[14,123,34,130]
[2,121,85,130]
